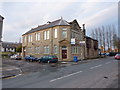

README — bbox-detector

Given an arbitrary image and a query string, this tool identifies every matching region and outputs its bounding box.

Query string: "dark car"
[24,55,38,62]
[115,54,120,60]
[38,55,58,63]
[108,52,117,56]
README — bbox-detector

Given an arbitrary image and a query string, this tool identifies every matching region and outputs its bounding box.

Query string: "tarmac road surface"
[2,56,119,88]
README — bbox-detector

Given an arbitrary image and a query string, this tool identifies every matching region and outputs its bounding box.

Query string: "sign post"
[79,41,85,60]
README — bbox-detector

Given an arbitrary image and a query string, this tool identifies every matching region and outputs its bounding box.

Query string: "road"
[2,56,119,88]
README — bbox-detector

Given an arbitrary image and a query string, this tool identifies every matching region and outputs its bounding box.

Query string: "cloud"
[82,3,117,28]
[1,1,118,42]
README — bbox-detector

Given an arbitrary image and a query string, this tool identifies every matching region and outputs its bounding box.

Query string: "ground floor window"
[54,45,58,54]
[44,46,49,54]
[28,47,32,54]
[71,46,80,54]
[35,46,40,54]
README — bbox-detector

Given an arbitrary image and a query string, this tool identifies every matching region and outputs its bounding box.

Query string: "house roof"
[0,15,4,20]
[2,41,22,48]
[23,18,70,35]
[85,36,98,41]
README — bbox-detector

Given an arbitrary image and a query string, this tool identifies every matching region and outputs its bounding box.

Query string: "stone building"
[85,36,98,59]
[22,18,98,61]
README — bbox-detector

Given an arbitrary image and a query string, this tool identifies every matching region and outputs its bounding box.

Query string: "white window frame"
[47,31,49,39]
[54,45,58,54]
[44,31,47,40]
[35,33,37,41]
[38,33,40,41]
[54,29,57,38]
[62,28,67,30]
[62,31,67,38]
[44,46,49,54]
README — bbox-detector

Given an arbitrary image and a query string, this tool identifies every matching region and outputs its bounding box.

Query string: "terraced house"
[22,18,98,61]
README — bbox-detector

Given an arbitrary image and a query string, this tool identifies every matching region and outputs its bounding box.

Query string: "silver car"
[10,54,22,60]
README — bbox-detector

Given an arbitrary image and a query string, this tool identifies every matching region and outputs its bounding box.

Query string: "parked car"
[10,54,22,60]
[115,54,120,60]
[24,55,38,62]
[105,53,110,56]
[38,55,58,63]
[109,52,117,56]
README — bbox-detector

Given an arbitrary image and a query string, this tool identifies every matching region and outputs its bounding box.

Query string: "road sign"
[71,38,75,44]
[79,41,85,46]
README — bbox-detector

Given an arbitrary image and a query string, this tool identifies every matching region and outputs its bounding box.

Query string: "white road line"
[50,71,83,82]
[105,62,111,64]
[90,64,102,69]
[6,69,14,71]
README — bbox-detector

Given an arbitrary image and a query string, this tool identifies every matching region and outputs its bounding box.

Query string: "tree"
[16,45,22,53]
[90,24,117,52]
[102,26,106,52]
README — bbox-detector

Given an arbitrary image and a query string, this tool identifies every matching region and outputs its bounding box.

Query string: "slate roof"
[23,18,70,35]
[2,42,22,48]
[85,36,98,41]
[0,15,4,20]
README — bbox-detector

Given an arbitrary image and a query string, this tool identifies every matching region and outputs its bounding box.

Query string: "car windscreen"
[116,54,120,56]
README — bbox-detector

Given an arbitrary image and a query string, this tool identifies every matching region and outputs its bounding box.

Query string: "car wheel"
[39,60,41,63]
[47,60,50,63]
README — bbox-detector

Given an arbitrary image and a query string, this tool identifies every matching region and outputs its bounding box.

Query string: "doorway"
[62,46,67,59]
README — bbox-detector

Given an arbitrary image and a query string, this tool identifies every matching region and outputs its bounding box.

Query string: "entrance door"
[23,47,26,57]
[62,50,67,59]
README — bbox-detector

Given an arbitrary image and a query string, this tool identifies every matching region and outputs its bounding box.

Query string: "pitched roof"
[85,36,98,41]
[23,18,70,35]
[2,41,22,48]
[0,15,4,20]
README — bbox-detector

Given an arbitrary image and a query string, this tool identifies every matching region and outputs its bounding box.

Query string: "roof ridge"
[23,18,70,35]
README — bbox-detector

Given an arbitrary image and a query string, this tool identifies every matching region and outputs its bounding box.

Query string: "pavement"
[2,56,119,88]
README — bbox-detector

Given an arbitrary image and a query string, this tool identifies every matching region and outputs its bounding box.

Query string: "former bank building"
[22,18,98,61]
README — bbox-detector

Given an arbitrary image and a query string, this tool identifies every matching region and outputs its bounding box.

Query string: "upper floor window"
[62,28,67,30]
[44,30,49,40]
[35,33,40,41]
[28,35,32,42]
[47,31,49,39]
[62,31,67,38]
[22,36,26,43]
[44,31,46,40]
[54,29,57,38]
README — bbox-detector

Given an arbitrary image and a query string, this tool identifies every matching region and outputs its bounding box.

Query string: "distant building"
[22,18,98,61]
[85,36,98,59]
[1,42,22,52]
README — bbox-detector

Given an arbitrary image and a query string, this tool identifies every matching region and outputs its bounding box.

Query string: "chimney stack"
[82,24,86,38]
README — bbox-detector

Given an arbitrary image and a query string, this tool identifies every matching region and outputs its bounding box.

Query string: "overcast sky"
[1,0,119,42]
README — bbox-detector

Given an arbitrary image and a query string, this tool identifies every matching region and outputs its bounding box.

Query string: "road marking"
[105,62,111,64]
[2,74,22,80]
[50,71,83,82]
[90,64,102,69]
